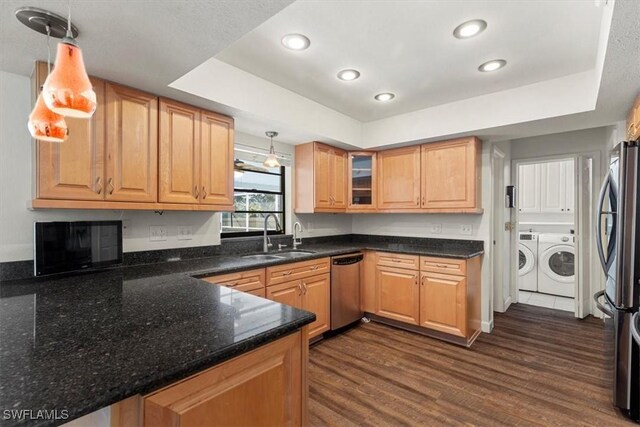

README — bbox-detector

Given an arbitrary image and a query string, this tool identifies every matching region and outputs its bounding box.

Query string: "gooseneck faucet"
[263,213,282,253]
[293,222,302,250]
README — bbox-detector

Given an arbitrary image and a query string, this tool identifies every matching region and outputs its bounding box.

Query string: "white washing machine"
[518,232,538,291]
[537,233,575,298]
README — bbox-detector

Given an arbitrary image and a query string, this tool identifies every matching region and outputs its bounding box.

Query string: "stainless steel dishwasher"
[331,253,364,330]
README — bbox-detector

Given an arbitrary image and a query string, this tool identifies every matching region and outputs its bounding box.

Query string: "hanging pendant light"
[263,131,281,168]
[234,159,245,179]
[41,2,96,118]
[28,25,68,143]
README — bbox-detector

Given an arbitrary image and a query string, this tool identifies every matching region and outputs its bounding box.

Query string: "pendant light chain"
[46,25,51,75]
[66,0,72,39]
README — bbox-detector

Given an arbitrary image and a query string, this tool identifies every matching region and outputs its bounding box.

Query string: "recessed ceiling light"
[337,69,360,81]
[374,93,395,102]
[453,19,487,39]
[281,34,310,51]
[478,59,507,72]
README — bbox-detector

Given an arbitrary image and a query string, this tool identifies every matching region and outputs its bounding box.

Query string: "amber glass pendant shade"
[42,41,96,118]
[28,93,68,142]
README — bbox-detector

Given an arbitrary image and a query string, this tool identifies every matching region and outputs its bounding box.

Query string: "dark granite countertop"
[0,236,482,426]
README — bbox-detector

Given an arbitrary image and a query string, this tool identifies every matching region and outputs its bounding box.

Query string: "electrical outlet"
[150,225,167,241]
[177,225,193,240]
[429,223,442,234]
[460,224,473,235]
[122,220,132,237]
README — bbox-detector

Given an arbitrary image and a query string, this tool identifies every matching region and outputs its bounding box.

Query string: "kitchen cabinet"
[301,273,331,338]
[266,279,303,308]
[144,331,306,427]
[421,137,481,210]
[374,252,420,325]
[538,160,574,213]
[361,251,376,313]
[105,82,158,202]
[348,152,376,211]
[295,142,347,213]
[159,99,234,207]
[377,146,421,210]
[201,268,265,294]
[419,272,467,337]
[564,160,575,213]
[518,163,540,213]
[35,61,106,201]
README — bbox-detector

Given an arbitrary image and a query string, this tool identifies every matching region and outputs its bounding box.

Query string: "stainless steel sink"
[241,254,286,261]
[275,250,316,258]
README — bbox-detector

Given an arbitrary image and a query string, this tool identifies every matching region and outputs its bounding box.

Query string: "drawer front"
[376,252,419,270]
[420,256,466,276]
[201,268,266,292]
[266,258,330,287]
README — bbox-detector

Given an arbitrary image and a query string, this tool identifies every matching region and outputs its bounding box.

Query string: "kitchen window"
[221,160,285,237]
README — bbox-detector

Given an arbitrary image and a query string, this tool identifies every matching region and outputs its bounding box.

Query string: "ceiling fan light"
[41,40,96,118]
[27,93,68,142]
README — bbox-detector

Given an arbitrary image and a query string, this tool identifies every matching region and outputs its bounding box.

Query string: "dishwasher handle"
[332,253,363,266]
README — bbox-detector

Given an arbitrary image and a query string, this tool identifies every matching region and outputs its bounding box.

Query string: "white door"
[564,159,575,214]
[540,161,566,213]
[518,163,540,213]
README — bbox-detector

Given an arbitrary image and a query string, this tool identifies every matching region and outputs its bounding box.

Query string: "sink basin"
[275,250,316,258]
[241,254,286,261]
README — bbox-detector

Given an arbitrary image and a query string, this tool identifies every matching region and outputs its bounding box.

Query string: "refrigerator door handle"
[595,173,611,273]
[632,312,640,345]
[593,290,614,318]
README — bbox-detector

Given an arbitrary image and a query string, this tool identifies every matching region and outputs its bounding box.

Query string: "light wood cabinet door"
[201,268,265,293]
[144,332,303,427]
[419,272,467,337]
[302,273,330,339]
[375,265,420,325]
[36,65,106,201]
[348,152,376,211]
[421,137,480,209]
[105,83,157,202]
[200,110,234,206]
[331,148,348,209]
[159,99,201,204]
[377,146,421,209]
[266,280,303,309]
[540,161,566,213]
[517,163,540,213]
[314,143,333,209]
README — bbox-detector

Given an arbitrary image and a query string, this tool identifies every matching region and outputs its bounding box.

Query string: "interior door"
[200,111,233,206]
[105,83,158,202]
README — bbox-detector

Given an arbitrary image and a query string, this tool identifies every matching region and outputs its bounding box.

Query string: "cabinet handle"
[95,177,102,194]
[283,271,292,276]
[310,265,318,270]
[107,178,114,195]
[302,282,308,294]
[392,259,402,263]
[202,186,207,199]
[421,276,426,286]
[414,275,418,285]
[436,264,449,268]
[416,197,419,205]
[421,196,425,205]
[297,283,303,296]
[194,186,199,198]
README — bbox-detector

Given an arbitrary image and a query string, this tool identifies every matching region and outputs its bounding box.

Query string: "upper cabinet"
[348,152,376,211]
[421,137,481,211]
[518,159,574,214]
[31,62,234,211]
[518,163,541,213]
[377,146,421,210]
[295,142,347,213]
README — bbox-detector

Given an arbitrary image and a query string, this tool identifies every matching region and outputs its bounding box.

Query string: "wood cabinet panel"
[158,99,200,204]
[201,268,265,293]
[420,256,466,276]
[376,252,419,270]
[144,332,303,427]
[295,142,346,212]
[266,280,303,309]
[36,61,106,201]
[303,273,330,339]
[377,146,421,209]
[361,251,376,312]
[313,144,333,209]
[348,152,377,211]
[200,111,233,206]
[375,265,420,325]
[419,272,467,337]
[421,137,480,209]
[332,148,348,209]
[247,288,266,298]
[266,258,330,287]
[105,82,157,202]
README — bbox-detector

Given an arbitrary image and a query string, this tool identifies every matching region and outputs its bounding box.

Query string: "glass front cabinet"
[348,152,377,211]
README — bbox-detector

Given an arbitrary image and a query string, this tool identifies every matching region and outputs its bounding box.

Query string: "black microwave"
[34,221,123,276]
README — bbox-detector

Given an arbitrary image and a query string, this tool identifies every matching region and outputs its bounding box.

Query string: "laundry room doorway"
[511,153,598,318]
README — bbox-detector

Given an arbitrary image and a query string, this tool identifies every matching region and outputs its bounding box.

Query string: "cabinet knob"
[107,178,114,195]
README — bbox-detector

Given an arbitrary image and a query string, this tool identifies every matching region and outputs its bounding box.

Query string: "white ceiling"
[216,0,605,122]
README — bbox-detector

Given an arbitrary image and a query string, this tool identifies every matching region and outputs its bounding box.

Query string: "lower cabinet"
[419,272,467,337]
[266,272,331,340]
[374,265,420,325]
[201,268,265,295]
[143,331,306,427]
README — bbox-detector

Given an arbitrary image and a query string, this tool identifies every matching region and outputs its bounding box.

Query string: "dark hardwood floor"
[309,304,634,426]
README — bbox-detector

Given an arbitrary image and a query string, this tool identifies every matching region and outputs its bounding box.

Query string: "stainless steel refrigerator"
[595,140,639,421]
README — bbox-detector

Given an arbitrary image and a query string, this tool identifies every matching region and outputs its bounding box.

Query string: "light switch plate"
[150,225,167,241]
[460,224,473,235]
[177,225,193,240]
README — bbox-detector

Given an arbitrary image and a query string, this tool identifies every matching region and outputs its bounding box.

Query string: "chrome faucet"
[263,213,282,253]
[293,222,302,250]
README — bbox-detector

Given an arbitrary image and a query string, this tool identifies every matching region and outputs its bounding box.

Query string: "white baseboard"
[503,296,512,310]
[481,319,493,333]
